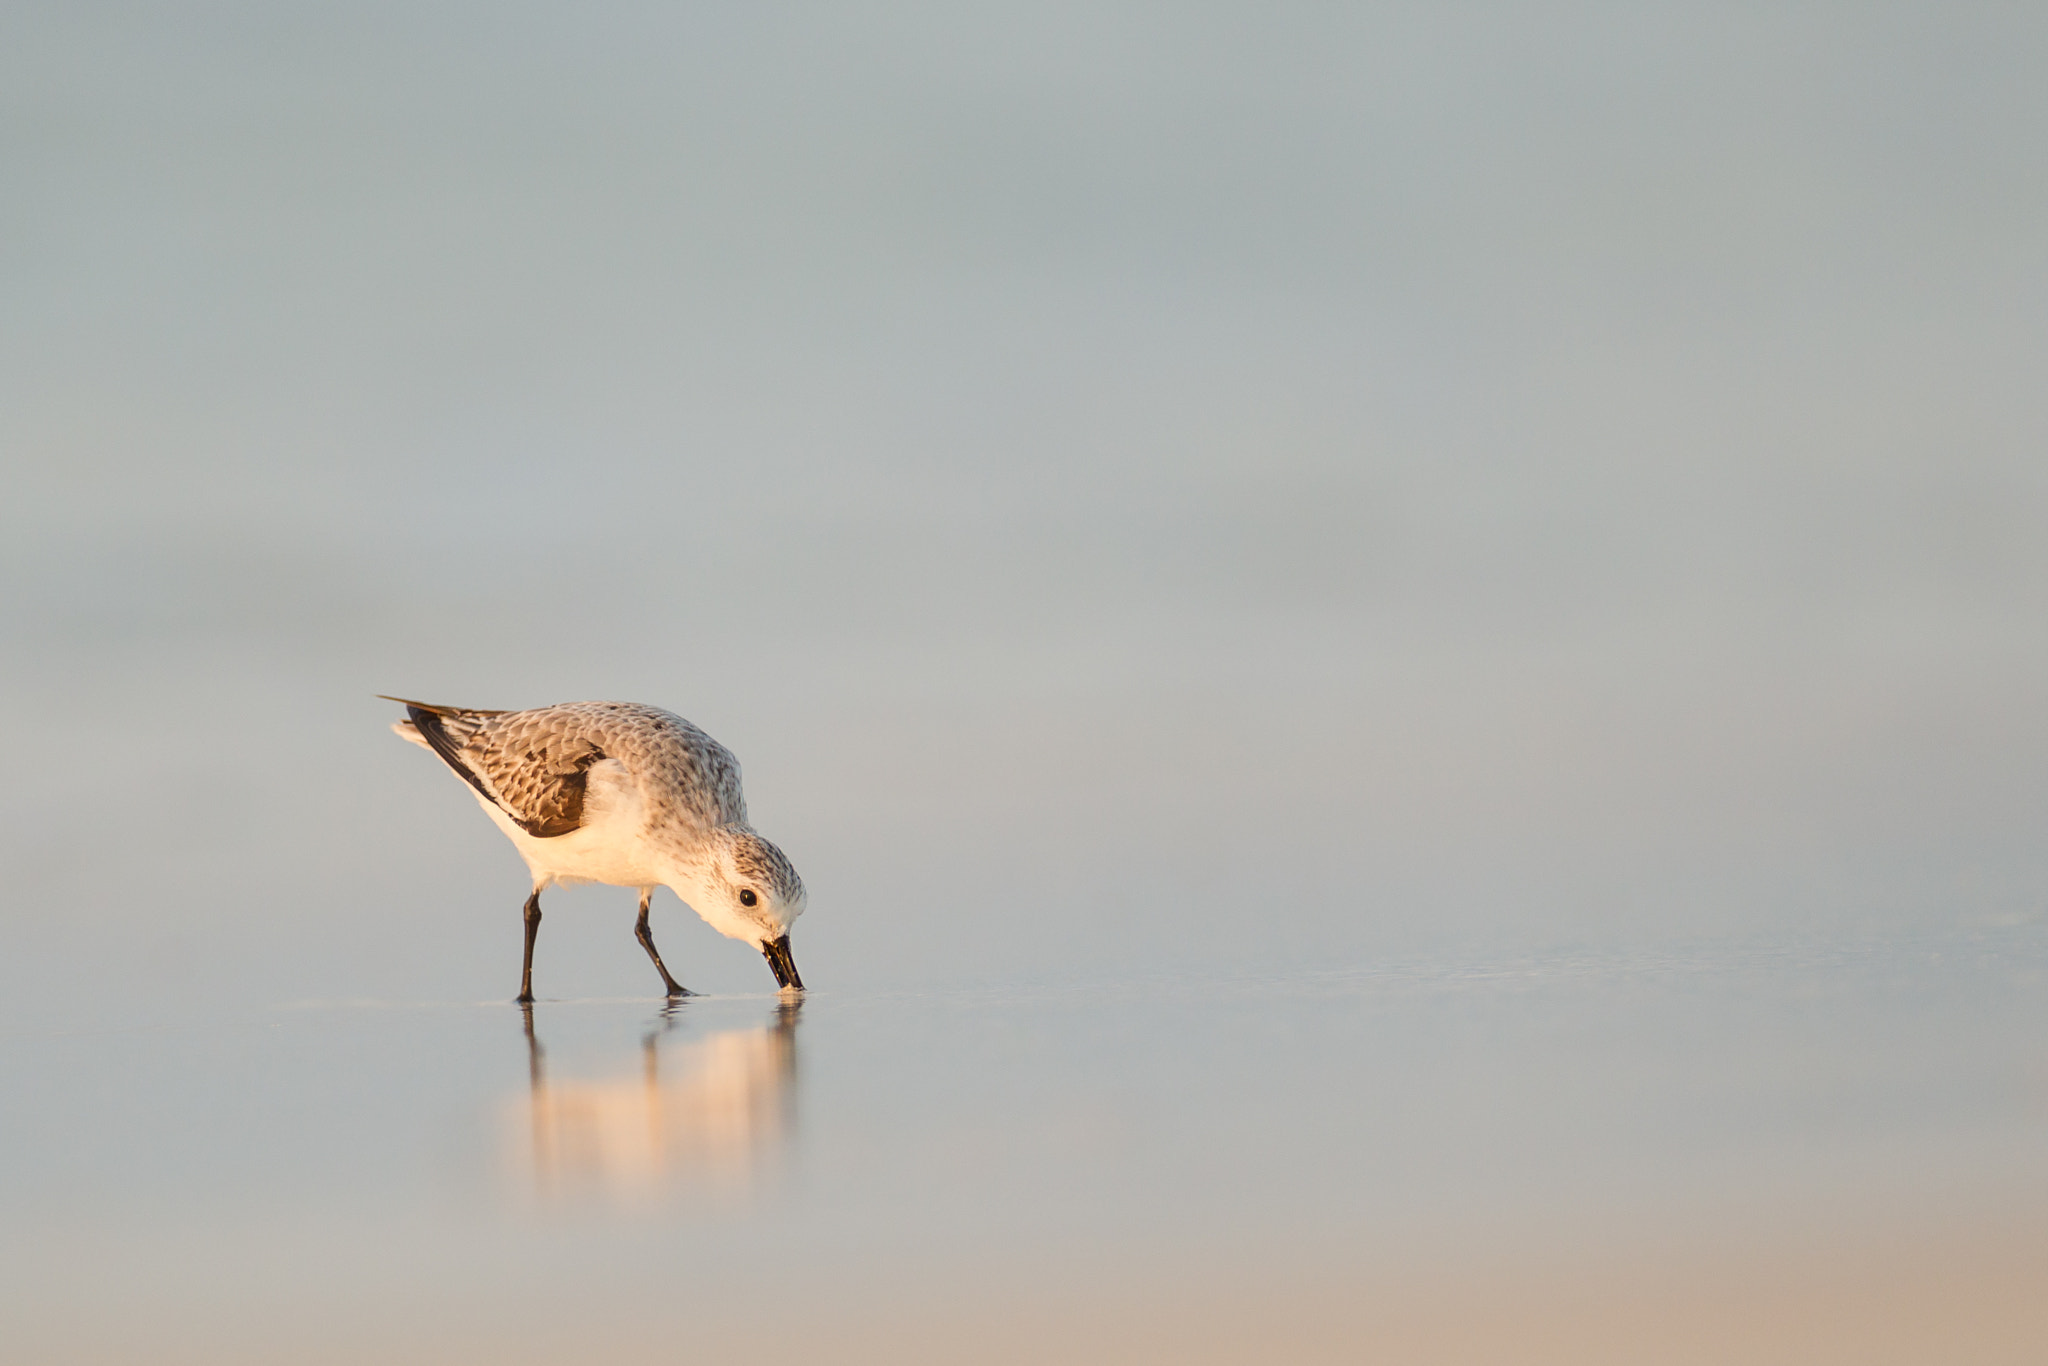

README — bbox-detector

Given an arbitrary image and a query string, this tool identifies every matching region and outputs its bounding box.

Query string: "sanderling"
[382,697,806,1000]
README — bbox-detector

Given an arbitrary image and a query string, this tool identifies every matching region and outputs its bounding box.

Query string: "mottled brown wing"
[398,701,604,839]
[470,722,604,838]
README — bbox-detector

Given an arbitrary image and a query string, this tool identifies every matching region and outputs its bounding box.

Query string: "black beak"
[762,934,804,991]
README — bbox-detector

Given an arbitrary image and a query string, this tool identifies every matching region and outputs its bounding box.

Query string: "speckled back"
[405,699,747,839]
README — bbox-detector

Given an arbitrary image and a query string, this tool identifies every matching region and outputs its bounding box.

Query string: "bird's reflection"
[510,999,800,1208]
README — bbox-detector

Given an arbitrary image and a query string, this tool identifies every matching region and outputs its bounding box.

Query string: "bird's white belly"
[475,774,665,889]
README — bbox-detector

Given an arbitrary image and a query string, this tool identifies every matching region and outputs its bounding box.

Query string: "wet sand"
[5,933,2044,1363]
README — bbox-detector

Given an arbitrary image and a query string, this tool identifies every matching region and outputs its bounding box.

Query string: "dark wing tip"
[398,703,508,814]
[376,695,512,717]
[387,697,594,841]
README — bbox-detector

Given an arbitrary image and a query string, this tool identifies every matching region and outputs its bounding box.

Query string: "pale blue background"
[4,4,2047,1360]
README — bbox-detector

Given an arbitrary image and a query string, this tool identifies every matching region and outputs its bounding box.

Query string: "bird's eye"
[739,888,758,907]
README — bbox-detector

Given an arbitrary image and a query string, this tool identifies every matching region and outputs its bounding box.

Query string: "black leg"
[518,889,542,1003]
[634,888,689,997]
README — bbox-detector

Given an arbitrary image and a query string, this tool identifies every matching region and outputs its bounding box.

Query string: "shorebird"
[382,698,806,1001]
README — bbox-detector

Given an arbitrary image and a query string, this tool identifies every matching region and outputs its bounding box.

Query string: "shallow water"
[6,927,2046,1363]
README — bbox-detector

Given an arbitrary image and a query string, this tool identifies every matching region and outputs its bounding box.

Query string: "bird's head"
[675,826,807,990]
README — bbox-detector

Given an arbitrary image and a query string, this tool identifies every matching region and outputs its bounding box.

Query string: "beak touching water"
[763,934,804,991]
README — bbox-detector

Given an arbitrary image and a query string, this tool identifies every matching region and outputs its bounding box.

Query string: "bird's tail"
[382,695,503,749]
[376,695,511,718]
[378,696,515,812]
